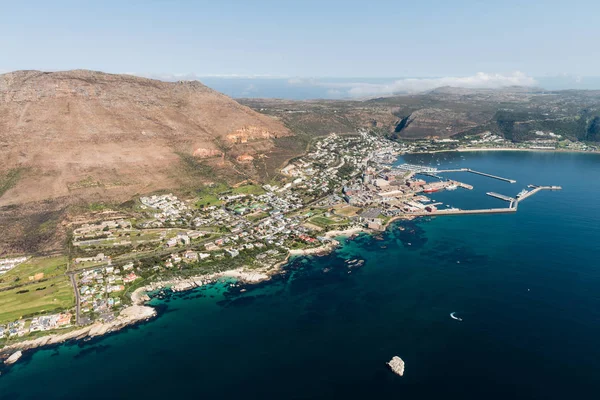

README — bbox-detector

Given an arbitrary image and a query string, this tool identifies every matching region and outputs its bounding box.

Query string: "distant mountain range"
[241,86,600,142]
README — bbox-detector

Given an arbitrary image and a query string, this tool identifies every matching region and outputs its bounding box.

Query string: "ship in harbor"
[516,189,529,198]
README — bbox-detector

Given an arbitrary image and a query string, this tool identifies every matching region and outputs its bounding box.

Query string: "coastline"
[0,267,276,364]
[0,228,375,364]
[0,305,157,358]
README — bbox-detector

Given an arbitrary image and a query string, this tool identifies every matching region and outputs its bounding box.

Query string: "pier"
[408,184,561,218]
[516,185,562,202]
[411,207,517,217]
[465,169,516,183]
[437,168,468,173]
[435,168,516,183]
[486,192,515,203]
[399,164,516,184]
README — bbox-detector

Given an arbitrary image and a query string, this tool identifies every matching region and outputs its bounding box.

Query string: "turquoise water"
[1,151,599,399]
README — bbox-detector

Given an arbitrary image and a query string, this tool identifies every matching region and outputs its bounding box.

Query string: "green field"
[231,183,265,196]
[195,182,265,209]
[0,255,68,290]
[309,216,340,228]
[196,193,223,208]
[0,276,75,324]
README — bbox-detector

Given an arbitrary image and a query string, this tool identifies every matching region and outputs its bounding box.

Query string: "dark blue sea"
[1,151,599,399]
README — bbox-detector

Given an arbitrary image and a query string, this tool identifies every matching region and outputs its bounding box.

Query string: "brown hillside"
[0,70,291,206]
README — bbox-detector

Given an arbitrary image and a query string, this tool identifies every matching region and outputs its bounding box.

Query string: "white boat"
[446,184,458,191]
[450,312,463,321]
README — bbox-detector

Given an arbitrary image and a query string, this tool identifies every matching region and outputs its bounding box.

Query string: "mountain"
[241,87,600,140]
[0,70,291,207]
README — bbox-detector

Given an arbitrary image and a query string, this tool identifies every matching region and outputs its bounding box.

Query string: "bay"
[1,151,599,399]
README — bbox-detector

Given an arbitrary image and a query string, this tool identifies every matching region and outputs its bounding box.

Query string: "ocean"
[1,151,599,399]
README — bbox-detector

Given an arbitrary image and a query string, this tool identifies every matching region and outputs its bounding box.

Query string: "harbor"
[395,164,561,217]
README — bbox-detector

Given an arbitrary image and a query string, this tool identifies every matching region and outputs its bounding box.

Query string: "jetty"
[387,356,405,376]
[516,185,562,202]
[414,184,562,216]
[411,207,517,217]
[435,167,516,183]
[399,164,516,184]
[465,168,516,183]
[486,192,515,203]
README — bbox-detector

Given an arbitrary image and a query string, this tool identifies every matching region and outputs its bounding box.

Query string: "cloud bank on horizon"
[289,72,537,97]
[135,71,538,99]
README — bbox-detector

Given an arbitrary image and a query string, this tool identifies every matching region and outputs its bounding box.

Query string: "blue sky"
[1,0,598,79]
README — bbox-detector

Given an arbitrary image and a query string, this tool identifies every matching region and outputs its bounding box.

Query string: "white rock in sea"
[5,350,23,365]
[387,356,405,376]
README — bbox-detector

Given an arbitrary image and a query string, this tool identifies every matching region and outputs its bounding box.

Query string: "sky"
[1,0,599,96]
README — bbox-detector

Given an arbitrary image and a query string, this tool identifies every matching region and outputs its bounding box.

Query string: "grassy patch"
[196,193,223,208]
[0,255,68,291]
[246,211,270,222]
[195,182,230,208]
[309,216,339,228]
[67,176,103,190]
[231,183,265,196]
[177,152,216,179]
[333,205,362,217]
[0,168,25,198]
[0,276,75,324]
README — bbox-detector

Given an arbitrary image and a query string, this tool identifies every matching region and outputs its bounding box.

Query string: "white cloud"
[288,72,537,98]
[131,72,289,81]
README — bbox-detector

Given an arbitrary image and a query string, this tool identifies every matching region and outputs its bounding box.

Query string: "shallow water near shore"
[1,151,600,399]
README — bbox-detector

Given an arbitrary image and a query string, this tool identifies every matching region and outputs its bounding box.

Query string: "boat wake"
[450,312,463,322]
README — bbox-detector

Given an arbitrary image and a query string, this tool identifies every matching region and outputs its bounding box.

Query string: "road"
[68,273,81,325]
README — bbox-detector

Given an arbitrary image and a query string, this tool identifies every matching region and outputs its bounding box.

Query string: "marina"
[396,163,559,217]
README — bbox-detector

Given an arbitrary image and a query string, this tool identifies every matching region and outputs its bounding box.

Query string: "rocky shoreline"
[0,228,380,367]
[1,267,283,365]
[1,305,157,362]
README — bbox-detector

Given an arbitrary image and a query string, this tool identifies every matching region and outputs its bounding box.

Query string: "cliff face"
[394,108,482,139]
[0,70,291,206]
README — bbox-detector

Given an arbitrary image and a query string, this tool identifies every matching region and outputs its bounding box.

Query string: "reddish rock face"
[193,148,223,158]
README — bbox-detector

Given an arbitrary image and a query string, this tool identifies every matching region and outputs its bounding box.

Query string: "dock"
[465,169,516,183]
[486,192,515,203]
[411,207,517,216]
[435,168,516,183]
[408,184,561,217]
[516,185,562,202]
[437,168,468,173]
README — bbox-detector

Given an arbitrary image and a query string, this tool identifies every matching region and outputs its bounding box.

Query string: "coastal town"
[0,130,570,359]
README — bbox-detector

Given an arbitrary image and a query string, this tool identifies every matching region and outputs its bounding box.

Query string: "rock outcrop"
[4,350,22,365]
[387,356,405,376]
[227,126,276,144]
